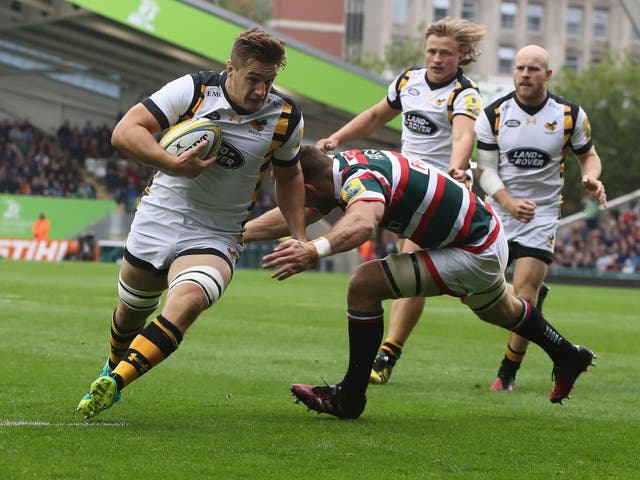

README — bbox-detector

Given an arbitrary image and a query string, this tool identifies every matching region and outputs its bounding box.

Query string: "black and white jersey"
[475,91,592,211]
[139,70,304,234]
[387,67,481,173]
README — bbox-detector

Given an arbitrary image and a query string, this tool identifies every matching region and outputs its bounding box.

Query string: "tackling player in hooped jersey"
[242,146,597,418]
[77,28,307,420]
[316,18,487,386]
[475,44,606,392]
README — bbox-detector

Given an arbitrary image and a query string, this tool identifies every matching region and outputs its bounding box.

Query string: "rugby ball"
[159,117,222,160]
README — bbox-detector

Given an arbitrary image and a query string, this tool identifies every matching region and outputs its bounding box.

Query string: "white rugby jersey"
[387,67,481,172]
[139,70,304,235]
[475,91,592,212]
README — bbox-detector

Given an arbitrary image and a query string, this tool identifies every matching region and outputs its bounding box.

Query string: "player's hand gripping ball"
[160,117,222,160]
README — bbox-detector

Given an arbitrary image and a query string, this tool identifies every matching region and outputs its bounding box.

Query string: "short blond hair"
[425,18,486,65]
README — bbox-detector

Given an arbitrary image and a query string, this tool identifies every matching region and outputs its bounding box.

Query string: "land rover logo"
[506,148,551,168]
[505,119,521,127]
[216,142,245,169]
[404,111,439,135]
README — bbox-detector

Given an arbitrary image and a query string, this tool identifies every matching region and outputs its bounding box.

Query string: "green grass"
[1,260,638,479]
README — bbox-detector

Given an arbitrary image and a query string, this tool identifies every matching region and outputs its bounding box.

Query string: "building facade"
[268,0,639,79]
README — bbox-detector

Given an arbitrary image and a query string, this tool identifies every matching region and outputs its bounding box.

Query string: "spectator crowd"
[553,202,640,274]
[0,118,637,273]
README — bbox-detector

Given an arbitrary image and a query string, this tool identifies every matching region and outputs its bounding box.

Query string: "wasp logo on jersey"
[251,119,267,132]
[215,142,245,169]
[434,98,446,107]
[404,111,439,135]
[545,121,558,131]
[341,178,366,204]
[506,148,551,168]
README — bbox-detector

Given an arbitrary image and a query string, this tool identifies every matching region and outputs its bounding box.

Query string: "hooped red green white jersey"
[333,149,500,251]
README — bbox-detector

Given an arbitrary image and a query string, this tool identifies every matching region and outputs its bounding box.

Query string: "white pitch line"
[1,420,128,427]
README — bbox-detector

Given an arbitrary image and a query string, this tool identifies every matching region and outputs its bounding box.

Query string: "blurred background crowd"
[0,118,638,274]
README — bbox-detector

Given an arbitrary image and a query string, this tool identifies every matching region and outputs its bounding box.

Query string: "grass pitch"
[1,260,638,479]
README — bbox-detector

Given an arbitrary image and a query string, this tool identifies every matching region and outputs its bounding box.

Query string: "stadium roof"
[0,0,401,149]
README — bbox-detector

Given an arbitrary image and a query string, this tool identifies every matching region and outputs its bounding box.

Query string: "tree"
[206,0,271,23]
[550,52,640,213]
[358,33,425,77]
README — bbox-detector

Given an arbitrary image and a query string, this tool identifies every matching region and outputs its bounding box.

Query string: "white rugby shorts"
[126,203,243,271]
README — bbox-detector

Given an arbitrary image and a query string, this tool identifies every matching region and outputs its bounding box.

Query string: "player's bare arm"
[577,146,607,207]
[263,201,385,281]
[477,147,535,222]
[316,99,398,152]
[243,207,323,243]
[112,103,216,178]
[272,163,308,241]
[448,114,476,182]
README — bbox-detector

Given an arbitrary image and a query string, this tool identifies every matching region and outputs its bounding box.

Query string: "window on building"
[501,2,517,29]
[461,0,476,21]
[565,52,580,71]
[592,9,608,38]
[392,0,408,22]
[527,4,544,32]
[566,7,582,36]
[498,46,515,73]
[434,0,450,21]
[345,0,364,63]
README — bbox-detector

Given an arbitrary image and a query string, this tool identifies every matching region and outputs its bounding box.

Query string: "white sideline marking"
[1,420,128,427]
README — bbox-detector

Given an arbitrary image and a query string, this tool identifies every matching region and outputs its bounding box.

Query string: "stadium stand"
[553,200,640,274]
[0,118,156,212]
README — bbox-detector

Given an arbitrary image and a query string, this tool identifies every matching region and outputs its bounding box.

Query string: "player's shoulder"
[394,66,425,89]
[267,86,303,124]
[547,92,581,110]
[484,91,517,113]
[189,70,224,87]
[269,86,299,108]
[456,70,481,92]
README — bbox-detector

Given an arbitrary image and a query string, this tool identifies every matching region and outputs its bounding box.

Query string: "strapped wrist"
[307,236,331,258]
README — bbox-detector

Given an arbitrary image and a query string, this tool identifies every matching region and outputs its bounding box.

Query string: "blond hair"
[425,18,486,65]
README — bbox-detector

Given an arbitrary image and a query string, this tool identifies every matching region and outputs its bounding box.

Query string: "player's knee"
[348,260,387,302]
[118,275,164,312]
[168,265,225,309]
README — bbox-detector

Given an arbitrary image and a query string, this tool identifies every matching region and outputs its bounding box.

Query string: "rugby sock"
[108,310,145,370]
[110,315,183,390]
[380,338,403,360]
[499,344,526,375]
[537,282,550,311]
[340,309,384,401]
[510,300,573,365]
